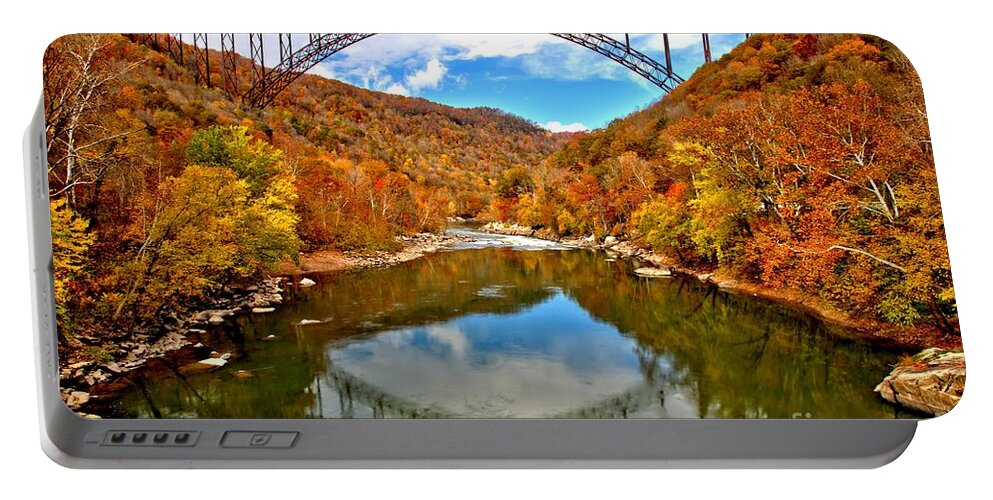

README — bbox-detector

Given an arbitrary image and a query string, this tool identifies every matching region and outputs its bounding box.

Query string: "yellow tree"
[50,198,95,338]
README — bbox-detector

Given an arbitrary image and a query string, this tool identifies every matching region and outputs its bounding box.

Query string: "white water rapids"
[445,226,576,251]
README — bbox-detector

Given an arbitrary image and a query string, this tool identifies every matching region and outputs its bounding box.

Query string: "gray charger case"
[25,100,918,468]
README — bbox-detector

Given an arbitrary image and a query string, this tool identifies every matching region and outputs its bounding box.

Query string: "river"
[92,227,909,419]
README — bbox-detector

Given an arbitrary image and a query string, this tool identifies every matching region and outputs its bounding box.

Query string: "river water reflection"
[101,230,905,419]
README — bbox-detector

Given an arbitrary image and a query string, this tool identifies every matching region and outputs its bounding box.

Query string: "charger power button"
[220,431,298,448]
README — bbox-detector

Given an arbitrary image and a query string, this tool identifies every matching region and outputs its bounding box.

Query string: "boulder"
[208,314,225,325]
[603,235,617,245]
[251,307,276,314]
[634,267,672,278]
[875,348,965,416]
[197,357,228,368]
[103,361,124,374]
[68,361,93,370]
[63,390,90,409]
[299,277,317,287]
[84,369,110,386]
[122,359,145,370]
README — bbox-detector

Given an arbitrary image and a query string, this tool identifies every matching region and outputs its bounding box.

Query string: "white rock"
[299,319,322,325]
[208,314,225,324]
[875,348,965,416]
[265,334,277,340]
[197,358,227,368]
[64,391,90,408]
[604,235,617,245]
[634,267,672,278]
[299,277,317,287]
[252,307,276,314]
[84,370,110,386]
[219,353,232,360]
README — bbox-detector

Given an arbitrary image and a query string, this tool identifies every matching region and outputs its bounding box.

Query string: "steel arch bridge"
[131,33,736,109]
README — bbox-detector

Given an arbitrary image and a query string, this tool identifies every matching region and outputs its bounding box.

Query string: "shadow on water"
[95,243,910,419]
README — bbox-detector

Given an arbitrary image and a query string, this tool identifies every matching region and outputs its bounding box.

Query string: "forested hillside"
[44,33,957,367]
[487,34,956,334]
[44,34,564,348]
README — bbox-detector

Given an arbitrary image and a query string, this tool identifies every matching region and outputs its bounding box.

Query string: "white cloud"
[299,34,718,95]
[450,73,469,90]
[424,325,470,358]
[404,58,448,91]
[439,34,550,59]
[383,83,410,96]
[305,34,580,93]
[520,42,626,82]
[541,121,590,133]
[306,63,337,80]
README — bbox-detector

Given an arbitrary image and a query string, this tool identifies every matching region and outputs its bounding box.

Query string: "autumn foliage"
[488,35,956,333]
[43,33,957,360]
[42,34,561,348]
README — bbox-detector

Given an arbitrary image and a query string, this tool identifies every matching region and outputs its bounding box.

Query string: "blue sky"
[297,34,747,131]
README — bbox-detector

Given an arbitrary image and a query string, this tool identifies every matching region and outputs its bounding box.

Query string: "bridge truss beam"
[191,33,210,87]
[243,33,375,108]
[138,33,718,109]
[220,33,238,99]
[549,33,684,93]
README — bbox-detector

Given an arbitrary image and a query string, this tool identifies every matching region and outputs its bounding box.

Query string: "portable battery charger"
[26,33,964,467]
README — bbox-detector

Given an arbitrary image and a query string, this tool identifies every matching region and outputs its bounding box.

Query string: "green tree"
[114,127,300,325]
[234,174,301,276]
[632,197,692,260]
[688,166,751,266]
[113,166,247,323]
[187,125,283,195]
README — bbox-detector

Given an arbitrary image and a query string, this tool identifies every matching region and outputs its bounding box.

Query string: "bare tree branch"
[786,244,906,272]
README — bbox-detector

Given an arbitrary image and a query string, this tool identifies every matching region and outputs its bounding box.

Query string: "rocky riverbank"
[63,232,473,415]
[483,222,746,287]
[60,277,287,416]
[481,222,959,350]
[278,231,474,275]
[482,221,967,415]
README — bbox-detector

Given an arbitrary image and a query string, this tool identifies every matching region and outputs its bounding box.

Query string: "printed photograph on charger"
[43,33,964,419]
